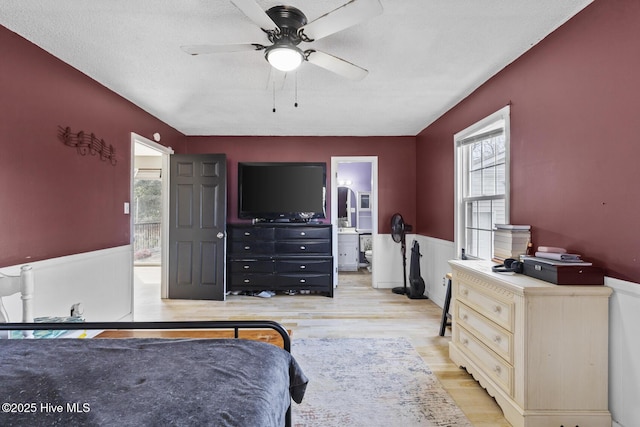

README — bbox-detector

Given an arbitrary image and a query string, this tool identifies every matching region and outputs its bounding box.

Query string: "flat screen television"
[238,162,326,221]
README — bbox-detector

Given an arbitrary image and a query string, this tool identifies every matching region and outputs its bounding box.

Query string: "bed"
[0,320,308,427]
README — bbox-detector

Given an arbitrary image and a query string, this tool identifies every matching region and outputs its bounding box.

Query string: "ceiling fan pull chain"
[294,72,299,108]
[272,81,276,113]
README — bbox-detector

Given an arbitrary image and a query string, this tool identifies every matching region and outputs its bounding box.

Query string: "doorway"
[130,133,173,306]
[331,156,378,288]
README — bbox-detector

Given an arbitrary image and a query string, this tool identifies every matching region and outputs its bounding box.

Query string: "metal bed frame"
[0,320,293,427]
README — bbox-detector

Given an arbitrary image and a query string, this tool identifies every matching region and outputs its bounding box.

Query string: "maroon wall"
[0,26,185,267]
[183,136,416,233]
[0,23,415,267]
[416,0,640,282]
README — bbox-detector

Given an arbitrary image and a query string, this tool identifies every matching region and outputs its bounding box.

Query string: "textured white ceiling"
[1,0,593,136]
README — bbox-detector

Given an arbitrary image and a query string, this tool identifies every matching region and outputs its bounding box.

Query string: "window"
[358,192,371,211]
[454,106,510,260]
[133,172,162,263]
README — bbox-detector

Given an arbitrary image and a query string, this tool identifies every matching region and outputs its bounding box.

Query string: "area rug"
[291,338,472,427]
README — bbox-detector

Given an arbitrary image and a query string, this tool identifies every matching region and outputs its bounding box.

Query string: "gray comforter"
[0,338,308,426]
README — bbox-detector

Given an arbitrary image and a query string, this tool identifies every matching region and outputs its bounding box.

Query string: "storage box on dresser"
[448,260,611,427]
[227,223,333,297]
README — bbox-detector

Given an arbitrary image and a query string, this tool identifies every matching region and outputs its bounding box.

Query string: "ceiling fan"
[181,0,383,80]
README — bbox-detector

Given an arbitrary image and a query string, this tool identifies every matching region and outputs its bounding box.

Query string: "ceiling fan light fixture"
[266,45,304,72]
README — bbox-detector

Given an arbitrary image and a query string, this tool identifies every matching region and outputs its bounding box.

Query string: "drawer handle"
[300,265,306,269]
[493,335,502,344]
[244,232,251,236]
[243,265,250,269]
[300,279,306,283]
[462,314,468,321]
[493,305,502,314]
[461,338,469,346]
[300,232,306,236]
[300,246,306,250]
[494,365,502,374]
[244,246,251,250]
[461,289,469,296]
[243,279,250,283]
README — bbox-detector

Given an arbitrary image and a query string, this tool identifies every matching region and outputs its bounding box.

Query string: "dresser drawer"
[278,274,332,288]
[229,260,274,274]
[275,241,331,255]
[228,273,275,288]
[276,259,332,274]
[456,301,513,364]
[230,241,275,255]
[457,281,514,332]
[229,227,275,241]
[455,325,513,396]
[275,227,331,240]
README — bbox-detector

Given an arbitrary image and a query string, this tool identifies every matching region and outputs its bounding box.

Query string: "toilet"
[364,249,373,271]
[360,234,373,272]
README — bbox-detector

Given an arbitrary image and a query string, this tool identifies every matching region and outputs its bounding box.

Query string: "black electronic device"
[522,257,604,285]
[238,162,326,222]
[408,240,428,299]
[492,258,524,274]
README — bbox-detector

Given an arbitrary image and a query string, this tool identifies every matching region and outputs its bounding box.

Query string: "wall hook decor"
[57,126,117,166]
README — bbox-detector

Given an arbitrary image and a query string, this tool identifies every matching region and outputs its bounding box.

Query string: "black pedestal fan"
[390,213,428,299]
[390,213,412,295]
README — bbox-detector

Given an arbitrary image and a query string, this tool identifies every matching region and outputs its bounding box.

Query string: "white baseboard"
[0,246,133,322]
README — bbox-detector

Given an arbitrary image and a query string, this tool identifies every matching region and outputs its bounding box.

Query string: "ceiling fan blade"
[181,44,264,55]
[230,0,278,31]
[299,0,383,41]
[305,50,368,81]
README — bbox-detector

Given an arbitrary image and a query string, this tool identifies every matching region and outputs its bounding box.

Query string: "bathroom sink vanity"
[337,228,359,271]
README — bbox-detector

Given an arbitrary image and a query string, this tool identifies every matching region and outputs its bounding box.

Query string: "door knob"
[217,232,224,239]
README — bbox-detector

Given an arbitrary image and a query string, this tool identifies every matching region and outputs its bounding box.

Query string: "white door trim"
[330,156,378,288]
[130,133,173,302]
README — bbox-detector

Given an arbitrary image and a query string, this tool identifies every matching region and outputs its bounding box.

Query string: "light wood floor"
[133,266,510,427]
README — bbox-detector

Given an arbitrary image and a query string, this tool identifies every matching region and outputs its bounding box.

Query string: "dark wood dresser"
[227,223,333,297]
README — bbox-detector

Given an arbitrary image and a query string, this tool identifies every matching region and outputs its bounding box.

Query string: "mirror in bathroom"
[337,186,356,228]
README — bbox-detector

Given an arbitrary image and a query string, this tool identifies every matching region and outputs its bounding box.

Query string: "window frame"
[454,105,511,260]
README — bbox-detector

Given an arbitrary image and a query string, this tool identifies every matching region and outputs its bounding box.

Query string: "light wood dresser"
[448,260,612,427]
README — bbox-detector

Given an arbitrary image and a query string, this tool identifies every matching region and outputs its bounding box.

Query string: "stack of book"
[527,246,592,266]
[493,224,531,261]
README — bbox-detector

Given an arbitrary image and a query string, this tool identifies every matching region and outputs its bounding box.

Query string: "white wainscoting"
[0,245,133,322]
[371,233,455,308]
[412,235,455,308]
[371,233,405,289]
[607,276,640,427]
